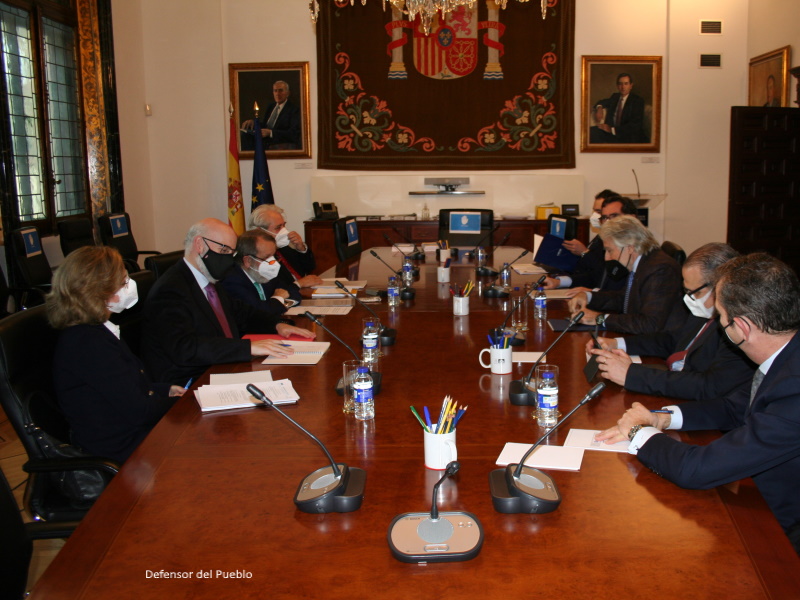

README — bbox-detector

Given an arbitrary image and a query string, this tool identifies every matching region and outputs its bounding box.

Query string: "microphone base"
[387,511,484,563]
[483,286,509,299]
[400,288,416,300]
[410,251,425,261]
[380,328,397,347]
[294,464,366,514]
[489,466,561,514]
[476,266,499,277]
[335,371,382,396]
[508,379,535,406]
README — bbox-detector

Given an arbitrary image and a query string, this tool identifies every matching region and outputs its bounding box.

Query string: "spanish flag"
[227,114,245,235]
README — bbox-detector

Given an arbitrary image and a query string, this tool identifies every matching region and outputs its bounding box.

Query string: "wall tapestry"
[316,0,575,170]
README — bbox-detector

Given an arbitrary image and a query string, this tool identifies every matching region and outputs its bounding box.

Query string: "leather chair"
[144,250,183,280]
[0,306,118,522]
[10,227,52,308]
[661,241,687,266]
[333,217,363,262]
[57,216,96,257]
[438,209,494,247]
[97,212,160,273]
[110,269,155,358]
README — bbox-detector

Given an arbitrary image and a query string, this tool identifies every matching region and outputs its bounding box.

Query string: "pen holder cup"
[453,296,469,316]
[437,266,451,283]
[479,346,513,375]
[424,430,457,470]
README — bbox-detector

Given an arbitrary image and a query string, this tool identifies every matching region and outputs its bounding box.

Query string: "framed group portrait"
[580,55,662,153]
[229,61,312,160]
[748,46,791,108]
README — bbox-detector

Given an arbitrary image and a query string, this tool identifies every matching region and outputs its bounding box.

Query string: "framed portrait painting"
[748,46,791,107]
[229,62,311,160]
[580,56,662,153]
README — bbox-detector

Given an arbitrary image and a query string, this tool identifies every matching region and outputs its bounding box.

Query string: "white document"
[495,442,585,472]
[286,305,352,316]
[563,429,630,453]
[209,371,273,385]
[314,278,367,289]
[544,289,572,299]
[390,244,415,255]
[512,264,548,275]
[511,352,545,363]
[260,341,331,365]
[195,379,299,413]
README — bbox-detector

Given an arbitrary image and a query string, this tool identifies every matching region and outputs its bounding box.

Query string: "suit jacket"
[53,324,174,463]
[264,101,301,149]
[588,249,685,335]
[623,315,757,401]
[141,260,281,385]
[220,266,301,316]
[275,245,316,281]
[568,236,626,291]
[638,332,800,546]
[597,92,647,143]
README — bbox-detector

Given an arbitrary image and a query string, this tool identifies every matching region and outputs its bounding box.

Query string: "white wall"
[109,0,757,258]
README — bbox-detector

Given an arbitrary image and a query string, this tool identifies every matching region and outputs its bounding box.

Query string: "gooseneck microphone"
[246,384,366,514]
[334,280,397,346]
[483,249,529,298]
[370,250,415,300]
[508,310,584,405]
[463,224,500,259]
[387,461,484,563]
[390,226,425,260]
[475,232,510,276]
[489,275,547,348]
[489,382,606,514]
[370,249,402,276]
[382,234,420,277]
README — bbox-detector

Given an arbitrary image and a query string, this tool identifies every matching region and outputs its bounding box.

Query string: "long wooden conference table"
[30,247,800,599]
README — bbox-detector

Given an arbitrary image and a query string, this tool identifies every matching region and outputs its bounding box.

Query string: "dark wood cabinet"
[304,218,589,273]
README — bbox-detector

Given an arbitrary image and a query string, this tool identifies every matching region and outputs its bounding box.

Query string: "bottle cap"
[514,287,520,291]
[357,367,368,374]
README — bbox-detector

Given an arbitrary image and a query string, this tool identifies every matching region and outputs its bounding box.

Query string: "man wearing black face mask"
[142,218,315,385]
[567,215,684,335]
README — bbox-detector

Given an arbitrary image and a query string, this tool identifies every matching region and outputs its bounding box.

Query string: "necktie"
[622,271,634,314]
[749,369,765,405]
[275,250,302,281]
[205,283,233,338]
[267,103,281,129]
[666,319,714,371]
[254,281,266,301]
[614,96,625,128]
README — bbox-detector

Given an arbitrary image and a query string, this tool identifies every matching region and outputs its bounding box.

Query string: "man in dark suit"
[141,218,314,385]
[588,243,755,401]
[250,204,322,290]
[568,215,685,335]
[221,228,302,317]
[589,72,648,144]
[596,253,800,554]
[240,80,301,150]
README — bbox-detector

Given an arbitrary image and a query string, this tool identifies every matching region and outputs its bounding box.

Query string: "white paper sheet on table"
[495,442,584,471]
[563,429,630,453]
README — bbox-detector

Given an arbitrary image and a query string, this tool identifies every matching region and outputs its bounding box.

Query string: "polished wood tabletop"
[30,248,800,599]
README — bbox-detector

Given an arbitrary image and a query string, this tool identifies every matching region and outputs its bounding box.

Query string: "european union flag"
[251,115,275,209]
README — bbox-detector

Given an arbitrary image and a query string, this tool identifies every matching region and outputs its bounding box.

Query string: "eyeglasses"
[683,282,710,300]
[599,213,621,224]
[202,237,235,255]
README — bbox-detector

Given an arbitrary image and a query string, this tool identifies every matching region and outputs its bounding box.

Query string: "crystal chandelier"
[309,0,548,35]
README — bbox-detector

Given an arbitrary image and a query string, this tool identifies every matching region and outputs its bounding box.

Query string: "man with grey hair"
[240,80,301,150]
[587,243,755,400]
[141,218,314,385]
[568,215,684,334]
[250,204,322,289]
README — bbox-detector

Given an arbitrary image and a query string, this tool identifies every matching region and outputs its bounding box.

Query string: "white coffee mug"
[479,346,513,374]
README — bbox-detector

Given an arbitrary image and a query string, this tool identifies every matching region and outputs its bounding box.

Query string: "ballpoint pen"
[650,409,674,413]
[184,378,193,390]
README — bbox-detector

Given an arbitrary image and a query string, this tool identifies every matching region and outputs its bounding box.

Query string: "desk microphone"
[382,234,420,276]
[483,249,529,298]
[246,384,366,514]
[508,310,584,405]
[490,382,605,514]
[463,225,500,259]
[334,280,397,346]
[304,311,382,395]
[390,227,425,260]
[370,250,415,300]
[489,275,546,348]
[388,461,484,563]
[476,232,510,277]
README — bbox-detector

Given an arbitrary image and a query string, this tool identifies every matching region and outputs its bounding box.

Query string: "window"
[0,0,88,234]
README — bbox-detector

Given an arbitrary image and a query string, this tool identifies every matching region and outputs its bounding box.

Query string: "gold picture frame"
[229,61,311,160]
[580,55,662,153]
[748,46,791,107]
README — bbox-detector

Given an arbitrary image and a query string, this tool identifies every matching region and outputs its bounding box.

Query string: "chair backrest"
[0,467,32,600]
[144,250,183,280]
[661,240,687,266]
[97,212,138,262]
[11,227,52,290]
[333,217,363,262]
[57,217,96,257]
[437,209,494,247]
[110,269,155,358]
[0,261,11,319]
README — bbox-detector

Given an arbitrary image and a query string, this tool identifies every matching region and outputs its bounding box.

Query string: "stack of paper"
[311,278,367,298]
[511,264,549,275]
[260,341,331,365]
[496,442,585,471]
[195,378,299,413]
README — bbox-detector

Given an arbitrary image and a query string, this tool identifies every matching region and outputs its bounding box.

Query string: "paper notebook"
[495,442,584,472]
[563,429,630,453]
[260,341,331,365]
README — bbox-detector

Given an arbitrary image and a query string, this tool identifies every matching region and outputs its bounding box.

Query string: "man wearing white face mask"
[250,205,322,289]
[586,243,756,401]
[222,229,302,317]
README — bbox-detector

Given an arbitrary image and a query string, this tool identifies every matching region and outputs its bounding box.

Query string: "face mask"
[201,241,235,281]
[253,257,281,280]
[269,226,291,249]
[589,211,602,229]
[683,289,715,319]
[107,278,138,313]
[605,248,631,282]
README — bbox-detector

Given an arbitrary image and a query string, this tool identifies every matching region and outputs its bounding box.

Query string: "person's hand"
[594,402,662,444]
[562,239,587,256]
[286,230,306,252]
[295,274,324,288]
[584,336,617,354]
[564,286,592,298]
[240,119,254,130]
[591,348,631,386]
[276,323,316,339]
[568,292,588,314]
[577,308,600,325]
[541,276,561,290]
[597,123,612,133]
[168,386,187,397]
[250,339,294,357]
[273,288,290,300]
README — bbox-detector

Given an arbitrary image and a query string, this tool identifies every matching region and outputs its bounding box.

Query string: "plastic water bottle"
[387,276,400,307]
[402,257,414,287]
[500,263,511,291]
[536,372,558,427]
[353,366,374,421]
[534,286,547,320]
[362,319,380,365]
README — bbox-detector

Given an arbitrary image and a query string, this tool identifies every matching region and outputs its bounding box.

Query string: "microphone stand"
[463,225,500,259]
[476,232,510,277]
[483,249,529,298]
[370,250,415,300]
[489,275,546,348]
[382,234,420,276]
[508,311,584,406]
[334,280,397,346]
[390,227,425,260]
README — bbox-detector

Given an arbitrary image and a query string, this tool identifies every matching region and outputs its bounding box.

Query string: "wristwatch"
[595,314,606,327]
[628,424,645,441]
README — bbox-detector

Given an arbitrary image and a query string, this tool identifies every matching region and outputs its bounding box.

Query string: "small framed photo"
[580,56,662,153]
[748,46,791,107]
[229,62,311,160]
